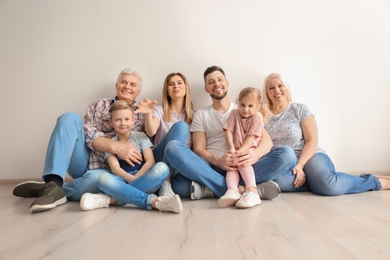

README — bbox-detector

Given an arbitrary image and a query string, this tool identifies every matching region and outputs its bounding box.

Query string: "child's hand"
[125,174,136,184]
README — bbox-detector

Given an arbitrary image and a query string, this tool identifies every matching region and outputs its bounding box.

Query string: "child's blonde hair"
[237,87,269,123]
[109,100,134,119]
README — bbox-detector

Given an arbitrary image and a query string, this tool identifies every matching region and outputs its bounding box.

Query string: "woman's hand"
[114,142,142,166]
[292,165,306,188]
[134,98,158,114]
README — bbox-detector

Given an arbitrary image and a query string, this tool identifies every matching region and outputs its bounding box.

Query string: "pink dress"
[223,109,263,149]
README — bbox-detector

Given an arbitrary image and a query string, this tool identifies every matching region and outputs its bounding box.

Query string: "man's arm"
[192,131,236,171]
[93,137,142,166]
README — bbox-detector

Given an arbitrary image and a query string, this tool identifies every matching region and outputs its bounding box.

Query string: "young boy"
[80,100,183,213]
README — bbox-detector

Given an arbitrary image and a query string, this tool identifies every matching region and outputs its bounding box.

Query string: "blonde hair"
[162,72,193,124]
[237,87,269,123]
[262,73,292,108]
[109,100,134,119]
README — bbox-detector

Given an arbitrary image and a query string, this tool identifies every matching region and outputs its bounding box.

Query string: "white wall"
[1,0,390,180]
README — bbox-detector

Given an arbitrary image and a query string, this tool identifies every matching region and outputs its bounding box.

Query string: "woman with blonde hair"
[135,72,194,196]
[262,73,390,195]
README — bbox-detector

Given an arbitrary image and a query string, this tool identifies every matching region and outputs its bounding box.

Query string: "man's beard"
[210,90,228,100]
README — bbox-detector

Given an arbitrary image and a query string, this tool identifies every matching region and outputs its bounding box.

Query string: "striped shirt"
[84,97,145,169]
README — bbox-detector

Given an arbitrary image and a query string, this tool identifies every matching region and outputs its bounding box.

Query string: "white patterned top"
[265,102,325,158]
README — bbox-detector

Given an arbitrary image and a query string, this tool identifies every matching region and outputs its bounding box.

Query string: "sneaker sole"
[218,197,240,208]
[236,200,261,209]
[30,197,67,213]
[173,195,184,213]
[190,182,197,200]
[13,181,45,198]
[258,181,281,200]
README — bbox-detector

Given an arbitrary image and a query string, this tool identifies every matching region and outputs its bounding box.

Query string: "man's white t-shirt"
[190,102,236,157]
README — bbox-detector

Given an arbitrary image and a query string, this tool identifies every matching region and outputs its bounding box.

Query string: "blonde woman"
[135,72,194,196]
[263,73,390,195]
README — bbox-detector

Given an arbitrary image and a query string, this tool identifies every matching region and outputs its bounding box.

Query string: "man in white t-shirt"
[164,66,297,200]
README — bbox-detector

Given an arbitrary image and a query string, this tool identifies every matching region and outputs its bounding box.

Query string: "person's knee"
[172,121,189,132]
[165,140,181,157]
[97,172,113,187]
[280,146,296,163]
[151,162,170,179]
[57,112,82,126]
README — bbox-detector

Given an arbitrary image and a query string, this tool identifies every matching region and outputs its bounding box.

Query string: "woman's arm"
[292,115,318,187]
[297,115,318,170]
[134,98,160,137]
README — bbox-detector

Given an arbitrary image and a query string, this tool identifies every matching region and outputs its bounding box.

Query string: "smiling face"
[238,95,259,119]
[204,71,229,100]
[265,77,289,107]
[115,74,141,103]
[110,108,134,135]
[167,75,186,100]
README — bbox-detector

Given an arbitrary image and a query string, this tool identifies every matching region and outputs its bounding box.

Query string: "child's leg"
[219,170,242,207]
[238,165,256,191]
[226,170,240,190]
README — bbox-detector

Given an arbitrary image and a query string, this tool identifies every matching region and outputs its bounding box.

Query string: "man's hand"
[236,149,260,167]
[216,152,238,171]
[114,142,142,166]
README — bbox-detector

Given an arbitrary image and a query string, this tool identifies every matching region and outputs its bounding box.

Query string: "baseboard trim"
[0,178,74,185]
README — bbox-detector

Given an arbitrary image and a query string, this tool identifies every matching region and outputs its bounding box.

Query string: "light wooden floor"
[2,182,390,260]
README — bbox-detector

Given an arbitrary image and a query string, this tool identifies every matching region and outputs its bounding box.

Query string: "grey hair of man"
[117,68,143,89]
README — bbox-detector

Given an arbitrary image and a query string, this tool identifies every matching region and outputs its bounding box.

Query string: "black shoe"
[30,181,67,213]
[13,181,46,198]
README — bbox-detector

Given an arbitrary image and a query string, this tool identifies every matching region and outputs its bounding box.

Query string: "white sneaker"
[156,194,183,213]
[218,189,242,208]
[235,191,261,209]
[158,181,175,197]
[191,181,215,200]
[80,193,110,211]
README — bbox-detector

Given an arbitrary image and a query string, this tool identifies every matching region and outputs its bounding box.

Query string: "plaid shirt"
[84,97,145,169]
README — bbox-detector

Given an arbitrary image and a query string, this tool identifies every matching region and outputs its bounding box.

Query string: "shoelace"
[38,183,56,197]
[91,195,108,206]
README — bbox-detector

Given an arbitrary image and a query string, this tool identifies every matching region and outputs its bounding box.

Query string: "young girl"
[219,87,267,208]
[80,100,183,213]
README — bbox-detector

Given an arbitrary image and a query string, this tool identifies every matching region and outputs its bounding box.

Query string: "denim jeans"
[274,152,381,195]
[97,162,169,210]
[165,138,297,198]
[43,112,90,180]
[44,112,106,200]
[152,121,190,163]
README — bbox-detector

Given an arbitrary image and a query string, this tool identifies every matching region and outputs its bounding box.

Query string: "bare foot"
[377,176,390,190]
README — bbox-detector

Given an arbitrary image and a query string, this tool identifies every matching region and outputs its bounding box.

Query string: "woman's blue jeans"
[96,162,169,210]
[152,121,189,163]
[274,152,381,195]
